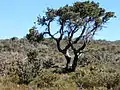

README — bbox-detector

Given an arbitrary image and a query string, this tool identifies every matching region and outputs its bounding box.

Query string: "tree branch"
[47,20,57,41]
[73,23,87,44]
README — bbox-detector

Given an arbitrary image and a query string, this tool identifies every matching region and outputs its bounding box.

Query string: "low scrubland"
[0,37,120,90]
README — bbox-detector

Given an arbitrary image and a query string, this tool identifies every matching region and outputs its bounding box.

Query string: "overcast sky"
[0,0,120,41]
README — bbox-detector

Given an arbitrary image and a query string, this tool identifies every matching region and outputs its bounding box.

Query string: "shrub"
[43,58,55,69]
[30,70,59,88]
[26,28,44,43]
[6,49,43,84]
[72,63,120,89]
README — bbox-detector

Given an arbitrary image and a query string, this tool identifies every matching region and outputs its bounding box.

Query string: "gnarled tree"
[35,1,115,72]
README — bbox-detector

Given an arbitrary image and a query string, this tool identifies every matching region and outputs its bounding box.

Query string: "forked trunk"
[64,51,78,72]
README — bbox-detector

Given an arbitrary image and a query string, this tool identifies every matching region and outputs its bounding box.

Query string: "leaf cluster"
[38,1,115,27]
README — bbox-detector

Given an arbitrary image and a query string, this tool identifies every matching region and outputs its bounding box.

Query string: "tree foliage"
[26,27,44,43]
[34,1,115,72]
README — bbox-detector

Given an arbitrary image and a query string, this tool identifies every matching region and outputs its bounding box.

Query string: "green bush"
[72,63,120,89]
[26,28,44,43]
[30,70,59,88]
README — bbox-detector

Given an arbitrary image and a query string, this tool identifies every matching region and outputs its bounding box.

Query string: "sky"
[0,0,120,41]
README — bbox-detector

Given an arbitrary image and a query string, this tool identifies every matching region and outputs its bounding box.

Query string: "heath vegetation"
[0,1,119,90]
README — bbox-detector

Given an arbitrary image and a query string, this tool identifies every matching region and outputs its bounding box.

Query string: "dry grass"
[0,83,76,90]
[0,83,28,90]
[0,83,109,90]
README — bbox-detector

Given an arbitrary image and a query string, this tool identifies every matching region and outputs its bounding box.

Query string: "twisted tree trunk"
[64,50,79,72]
[64,50,71,70]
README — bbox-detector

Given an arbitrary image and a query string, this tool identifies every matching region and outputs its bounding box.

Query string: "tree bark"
[64,52,79,72]
[64,50,71,70]
[64,54,78,72]
[71,55,78,72]
[64,55,71,70]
